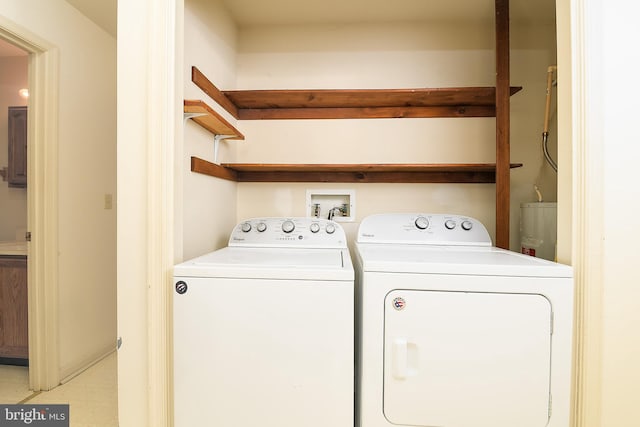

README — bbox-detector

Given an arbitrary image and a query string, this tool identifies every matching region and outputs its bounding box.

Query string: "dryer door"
[383,290,552,427]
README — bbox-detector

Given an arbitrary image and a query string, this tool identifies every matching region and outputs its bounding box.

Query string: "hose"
[543,66,558,172]
[542,132,558,172]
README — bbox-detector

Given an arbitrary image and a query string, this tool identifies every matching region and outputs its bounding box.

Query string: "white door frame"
[569,0,605,425]
[117,0,181,424]
[0,18,60,391]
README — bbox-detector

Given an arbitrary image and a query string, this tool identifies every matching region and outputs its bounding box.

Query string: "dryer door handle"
[392,338,419,380]
[392,338,408,379]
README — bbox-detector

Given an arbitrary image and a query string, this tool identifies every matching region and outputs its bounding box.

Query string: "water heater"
[520,202,557,261]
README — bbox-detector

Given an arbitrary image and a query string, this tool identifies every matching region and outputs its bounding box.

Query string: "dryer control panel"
[357,213,492,246]
[229,217,348,248]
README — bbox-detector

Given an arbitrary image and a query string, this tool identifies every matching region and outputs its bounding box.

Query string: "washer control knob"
[445,219,457,230]
[256,222,267,232]
[310,222,321,233]
[461,220,473,231]
[415,216,429,230]
[241,222,252,233]
[325,223,336,234]
[282,220,295,234]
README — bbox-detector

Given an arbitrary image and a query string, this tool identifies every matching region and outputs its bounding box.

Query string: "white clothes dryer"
[173,217,354,427]
[354,213,573,427]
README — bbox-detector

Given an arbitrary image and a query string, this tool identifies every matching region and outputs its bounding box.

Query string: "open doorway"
[1,0,119,401]
[0,8,118,420]
[0,21,61,396]
[0,37,29,400]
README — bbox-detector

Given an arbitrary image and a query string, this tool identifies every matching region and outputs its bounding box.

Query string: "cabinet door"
[0,256,28,359]
[8,106,27,188]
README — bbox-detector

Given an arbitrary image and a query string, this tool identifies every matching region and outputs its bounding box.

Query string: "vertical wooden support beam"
[495,0,510,249]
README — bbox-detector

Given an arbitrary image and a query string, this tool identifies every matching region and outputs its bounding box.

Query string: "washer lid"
[174,247,354,280]
[356,244,572,278]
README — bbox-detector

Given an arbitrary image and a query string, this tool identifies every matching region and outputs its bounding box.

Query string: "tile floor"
[0,352,118,426]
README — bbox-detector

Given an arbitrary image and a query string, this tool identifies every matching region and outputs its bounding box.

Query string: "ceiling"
[220,0,556,26]
[3,0,555,51]
[63,0,555,37]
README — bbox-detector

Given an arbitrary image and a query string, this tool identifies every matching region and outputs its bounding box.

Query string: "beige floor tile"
[0,352,118,426]
[0,364,32,403]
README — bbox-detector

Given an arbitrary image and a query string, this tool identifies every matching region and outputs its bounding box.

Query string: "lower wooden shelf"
[191,156,522,183]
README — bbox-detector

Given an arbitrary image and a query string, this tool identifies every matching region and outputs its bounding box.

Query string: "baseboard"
[0,356,29,367]
[59,344,116,385]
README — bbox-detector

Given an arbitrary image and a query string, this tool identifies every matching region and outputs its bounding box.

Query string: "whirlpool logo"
[1,405,69,426]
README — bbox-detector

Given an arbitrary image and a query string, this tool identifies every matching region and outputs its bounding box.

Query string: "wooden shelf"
[184,100,244,140]
[191,66,522,120]
[188,0,515,247]
[191,156,523,184]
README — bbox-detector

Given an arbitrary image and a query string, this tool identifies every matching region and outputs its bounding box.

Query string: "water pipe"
[542,65,558,172]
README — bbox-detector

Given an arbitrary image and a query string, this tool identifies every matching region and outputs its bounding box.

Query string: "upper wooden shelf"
[225,87,523,120]
[191,156,523,184]
[184,100,244,140]
[191,66,522,120]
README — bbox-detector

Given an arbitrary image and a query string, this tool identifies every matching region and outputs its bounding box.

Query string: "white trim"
[0,18,60,392]
[571,0,604,425]
[60,346,117,385]
[147,0,179,424]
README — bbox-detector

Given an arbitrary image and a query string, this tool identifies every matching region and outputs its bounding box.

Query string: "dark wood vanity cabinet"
[0,256,28,360]
[7,106,27,188]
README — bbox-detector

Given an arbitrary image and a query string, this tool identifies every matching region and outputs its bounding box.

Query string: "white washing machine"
[354,213,573,427]
[173,217,354,427]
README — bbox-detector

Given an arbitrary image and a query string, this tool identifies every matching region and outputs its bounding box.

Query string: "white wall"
[182,0,239,260]
[0,55,27,241]
[598,1,640,424]
[562,0,640,424]
[0,0,116,378]
[233,21,557,249]
[117,0,151,423]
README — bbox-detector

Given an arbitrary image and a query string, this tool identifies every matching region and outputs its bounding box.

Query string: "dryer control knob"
[310,222,320,233]
[415,216,429,230]
[445,219,457,230]
[325,223,336,234]
[256,222,267,232]
[282,220,295,233]
[241,222,252,233]
[461,220,473,231]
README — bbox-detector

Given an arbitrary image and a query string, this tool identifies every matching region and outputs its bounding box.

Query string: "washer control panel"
[357,213,491,246]
[229,217,347,248]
